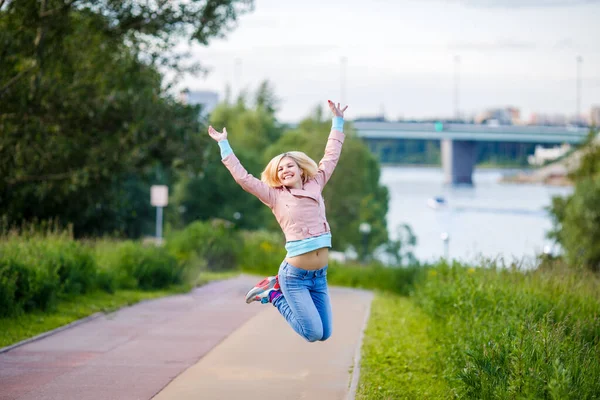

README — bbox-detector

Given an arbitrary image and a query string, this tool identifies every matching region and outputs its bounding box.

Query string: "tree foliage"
[548,132,600,271]
[0,0,253,236]
[169,83,283,231]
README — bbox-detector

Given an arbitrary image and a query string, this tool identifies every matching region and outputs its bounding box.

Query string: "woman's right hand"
[328,100,348,118]
[208,125,228,142]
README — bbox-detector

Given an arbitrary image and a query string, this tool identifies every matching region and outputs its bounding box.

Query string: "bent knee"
[319,330,332,341]
[304,332,322,342]
[303,328,323,343]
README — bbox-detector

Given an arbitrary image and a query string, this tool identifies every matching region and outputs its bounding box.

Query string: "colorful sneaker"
[245,276,280,304]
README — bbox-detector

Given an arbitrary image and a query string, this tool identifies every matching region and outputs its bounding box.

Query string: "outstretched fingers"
[327,100,348,117]
[327,100,335,112]
[208,125,226,142]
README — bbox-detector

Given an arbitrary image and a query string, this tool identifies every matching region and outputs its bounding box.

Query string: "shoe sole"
[245,278,277,304]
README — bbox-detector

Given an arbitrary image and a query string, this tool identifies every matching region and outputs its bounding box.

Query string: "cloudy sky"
[177,0,600,122]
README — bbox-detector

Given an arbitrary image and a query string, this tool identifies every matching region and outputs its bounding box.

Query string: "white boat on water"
[427,196,447,210]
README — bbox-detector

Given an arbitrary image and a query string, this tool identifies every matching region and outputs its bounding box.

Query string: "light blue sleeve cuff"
[218,140,233,159]
[332,117,344,132]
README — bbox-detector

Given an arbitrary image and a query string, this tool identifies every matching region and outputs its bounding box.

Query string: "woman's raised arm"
[208,126,276,208]
[314,101,349,189]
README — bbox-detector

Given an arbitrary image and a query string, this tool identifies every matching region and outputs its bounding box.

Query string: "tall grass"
[0,229,97,316]
[414,261,600,399]
[0,223,215,317]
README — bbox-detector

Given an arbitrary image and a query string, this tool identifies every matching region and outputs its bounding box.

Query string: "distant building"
[475,107,520,125]
[527,144,571,166]
[179,90,219,119]
[529,113,568,126]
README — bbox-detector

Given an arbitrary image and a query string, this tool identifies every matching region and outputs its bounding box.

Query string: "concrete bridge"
[353,121,591,185]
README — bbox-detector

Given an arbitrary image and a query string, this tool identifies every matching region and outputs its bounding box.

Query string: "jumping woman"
[207,100,348,342]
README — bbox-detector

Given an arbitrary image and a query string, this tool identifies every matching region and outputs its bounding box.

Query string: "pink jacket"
[222,130,345,242]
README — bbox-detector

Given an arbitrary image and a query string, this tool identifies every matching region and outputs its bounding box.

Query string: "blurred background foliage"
[0,0,393,257]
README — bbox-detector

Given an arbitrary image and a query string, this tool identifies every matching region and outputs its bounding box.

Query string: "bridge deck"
[353,121,591,144]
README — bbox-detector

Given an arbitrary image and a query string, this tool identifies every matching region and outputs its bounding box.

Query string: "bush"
[550,177,600,271]
[548,137,600,271]
[165,220,241,271]
[0,255,58,316]
[237,230,286,275]
[0,234,97,316]
[42,238,97,295]
[96,240,183,290]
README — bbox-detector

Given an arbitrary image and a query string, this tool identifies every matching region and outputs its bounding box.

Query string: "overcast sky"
[176,0,600,122]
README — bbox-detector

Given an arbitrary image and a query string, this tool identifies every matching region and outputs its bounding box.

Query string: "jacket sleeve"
[222,152,276,207]
[314,129,346,190]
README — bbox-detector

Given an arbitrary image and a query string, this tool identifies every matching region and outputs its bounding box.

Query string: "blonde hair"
[261,151,318,188]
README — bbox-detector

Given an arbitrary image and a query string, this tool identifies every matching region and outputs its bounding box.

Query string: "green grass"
[356,262,600,399]
[356,293,451,400]
[414,262,600,399]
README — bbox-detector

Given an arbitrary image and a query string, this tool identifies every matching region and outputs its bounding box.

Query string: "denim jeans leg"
[273,263,323,342]
[310,274,332,341]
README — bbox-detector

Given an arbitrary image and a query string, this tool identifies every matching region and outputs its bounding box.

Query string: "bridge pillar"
[441,139,476,185]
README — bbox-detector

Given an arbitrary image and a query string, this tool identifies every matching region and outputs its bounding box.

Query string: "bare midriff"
[285,247,329,270]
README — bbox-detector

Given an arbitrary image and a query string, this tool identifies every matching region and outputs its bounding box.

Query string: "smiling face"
[277,156,303,189]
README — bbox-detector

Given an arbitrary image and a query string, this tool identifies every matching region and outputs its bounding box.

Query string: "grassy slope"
[357,293,451,399]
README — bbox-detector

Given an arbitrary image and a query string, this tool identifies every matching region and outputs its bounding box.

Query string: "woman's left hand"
[328,100,348,118]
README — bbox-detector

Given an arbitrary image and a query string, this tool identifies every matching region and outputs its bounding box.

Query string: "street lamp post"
[441,232,450,260]
[576,55,583,123]
[454,55,460,120]
[340,56,347,105]
[359,222,371,263]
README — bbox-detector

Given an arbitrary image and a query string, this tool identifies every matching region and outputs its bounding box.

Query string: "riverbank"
[500,134,600,186]
[500,169,573,186]
[498,151,578,186]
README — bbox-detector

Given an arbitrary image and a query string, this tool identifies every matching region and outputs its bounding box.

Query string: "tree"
[169,83,283,230]
[0,0,253,236]
[548,131,600,271]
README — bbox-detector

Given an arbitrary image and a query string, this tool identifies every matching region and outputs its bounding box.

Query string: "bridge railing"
[352,121,591,142]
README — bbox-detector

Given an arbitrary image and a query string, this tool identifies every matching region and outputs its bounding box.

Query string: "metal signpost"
[151,185,168,244]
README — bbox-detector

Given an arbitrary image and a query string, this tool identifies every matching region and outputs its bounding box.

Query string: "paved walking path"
[0,275,373,400]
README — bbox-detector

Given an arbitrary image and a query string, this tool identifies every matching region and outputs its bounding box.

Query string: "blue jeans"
[272,261,332,342]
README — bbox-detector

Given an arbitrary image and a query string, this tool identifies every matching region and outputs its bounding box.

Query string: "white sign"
[151,185,169,207]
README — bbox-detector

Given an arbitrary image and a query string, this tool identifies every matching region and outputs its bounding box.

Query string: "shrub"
[0,255,58,316]
[0,234,97,316]
[41,238,97,295]
[165,220,241,271]
[96,241,183,290]
[550,177,600,271]
[237,230,286,275]
[548,137,600,272]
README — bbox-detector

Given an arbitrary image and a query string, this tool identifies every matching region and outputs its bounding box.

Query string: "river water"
[380,166,573,266]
